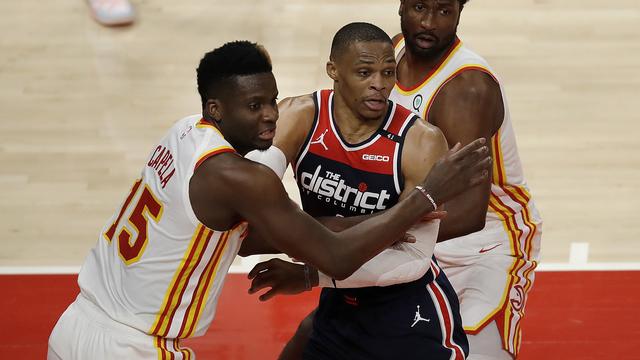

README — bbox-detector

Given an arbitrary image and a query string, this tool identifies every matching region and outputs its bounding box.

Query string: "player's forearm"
[316,212,381,232]
[319,220,439,287]
[326,191,434,280]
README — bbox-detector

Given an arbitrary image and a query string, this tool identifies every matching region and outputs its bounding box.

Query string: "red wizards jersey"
[294,90,418,217]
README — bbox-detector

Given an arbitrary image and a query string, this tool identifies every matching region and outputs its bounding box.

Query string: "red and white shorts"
[48,295,194,360]
[435,217,542,358]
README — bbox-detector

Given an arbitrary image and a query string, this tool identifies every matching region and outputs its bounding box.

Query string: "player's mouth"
[364,97,387,112]
[258,127,276,141]
[415,33,438,49]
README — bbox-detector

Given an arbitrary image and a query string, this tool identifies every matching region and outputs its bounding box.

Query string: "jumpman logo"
[411,305,430,327]
[310,129,329,151]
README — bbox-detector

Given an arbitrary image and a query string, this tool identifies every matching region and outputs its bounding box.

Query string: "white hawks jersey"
[78,115,248,340]
[390,37,541,261]
[390,37,543,356]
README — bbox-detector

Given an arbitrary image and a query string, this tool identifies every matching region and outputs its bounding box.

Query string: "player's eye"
[248,103,261,111]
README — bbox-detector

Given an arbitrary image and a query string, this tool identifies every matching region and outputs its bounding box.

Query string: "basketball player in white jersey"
[390,1,543,358]
[47,40,491,360]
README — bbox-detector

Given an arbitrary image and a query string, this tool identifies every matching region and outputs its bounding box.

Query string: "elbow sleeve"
[245,146,288,179]
[318,220,440,288]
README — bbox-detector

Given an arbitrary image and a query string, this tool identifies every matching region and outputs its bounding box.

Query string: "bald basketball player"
[243,23,478,360]
[47,40,490,360]
[391,1,543,358]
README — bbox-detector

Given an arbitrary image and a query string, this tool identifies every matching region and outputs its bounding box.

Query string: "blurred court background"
[1,0,639,358]
[1,0,639,267]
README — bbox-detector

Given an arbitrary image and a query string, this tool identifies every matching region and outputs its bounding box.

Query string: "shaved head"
[330,22,392,61]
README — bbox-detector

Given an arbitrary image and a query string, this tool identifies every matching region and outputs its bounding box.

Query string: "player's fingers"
[248,261,271,279]
[469,156,492,176]
[248,273,275,294]
[457,145,489,168]
[468,169,490,187]
[450,138,486,162]
[420,210,447,222]
[259,287,280,302]
[402,233,416,243]
[449,142,463,154]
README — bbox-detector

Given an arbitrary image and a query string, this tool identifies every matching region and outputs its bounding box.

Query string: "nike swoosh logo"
[479,243,503,253]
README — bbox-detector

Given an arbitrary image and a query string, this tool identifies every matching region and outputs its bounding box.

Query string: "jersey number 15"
[103,179,164,265]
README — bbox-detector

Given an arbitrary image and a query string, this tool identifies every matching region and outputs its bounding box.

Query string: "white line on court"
[2,262,640,275]
[569,242,590,264]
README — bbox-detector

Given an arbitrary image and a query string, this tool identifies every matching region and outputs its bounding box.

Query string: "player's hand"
[248,258,312,301]
[390,210,447,246]
[421,138,491,205]
[393,211,446,246]
[420,210,447,223]
[395,232,416,245]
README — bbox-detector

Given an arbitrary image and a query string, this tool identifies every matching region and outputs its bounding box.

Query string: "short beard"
[400,17,457,59]
[254,141,273,151]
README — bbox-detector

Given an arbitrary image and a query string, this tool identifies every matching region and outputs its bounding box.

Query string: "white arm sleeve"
[245,146,288,179]
[317,220,440,288]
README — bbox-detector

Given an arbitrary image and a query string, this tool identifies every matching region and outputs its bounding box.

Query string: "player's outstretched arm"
[429,70,503,241]
[247,132,489,297]
[192,138,489,280]
[192,153,415,279]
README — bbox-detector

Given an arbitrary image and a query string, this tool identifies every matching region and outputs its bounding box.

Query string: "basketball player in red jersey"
[390,1,543,358]
[242,23,481,360]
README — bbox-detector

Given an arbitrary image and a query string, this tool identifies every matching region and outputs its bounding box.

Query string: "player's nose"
[420,12,436,30]
[369,73,386,91]
[262,103,278,123]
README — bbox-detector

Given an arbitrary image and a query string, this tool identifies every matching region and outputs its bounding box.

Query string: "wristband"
[303,264,311,291]
[318,272,337,288]
[415,185,437,211]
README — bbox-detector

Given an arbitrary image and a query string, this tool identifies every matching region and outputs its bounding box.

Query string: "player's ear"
[205,99,223,123]
[399,0,404,16]
[326,61,339,82]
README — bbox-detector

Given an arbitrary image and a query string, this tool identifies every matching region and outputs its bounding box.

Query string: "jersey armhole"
[293,91,321,172]
[424,65,496,123]
[395,114,419,195]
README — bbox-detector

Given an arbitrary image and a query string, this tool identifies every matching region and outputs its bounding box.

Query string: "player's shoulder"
[440,68,501,103]
[274,93,317,148]
[445,41,500,96]
[179,113,202,123]
[401,117,448,177]
[405,117,447,149]
[165,114,200,134]
[453,39,490,64]
[391,33,404,47]
[194,151,278,195]
[279,93,316,116]
[386,100,444,145]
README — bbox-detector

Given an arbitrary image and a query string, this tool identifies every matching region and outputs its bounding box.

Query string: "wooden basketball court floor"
[1,0,639,358]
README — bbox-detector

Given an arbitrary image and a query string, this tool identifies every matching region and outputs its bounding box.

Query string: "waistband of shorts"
[74,294,157,341]
[322,270,436,306]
